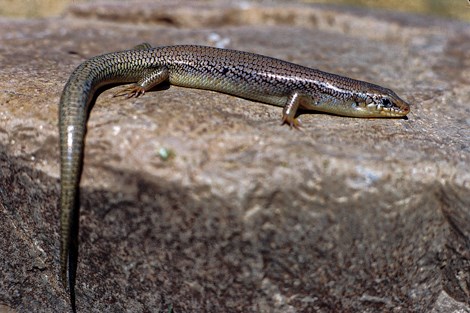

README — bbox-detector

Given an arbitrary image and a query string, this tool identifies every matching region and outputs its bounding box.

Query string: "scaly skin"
[59,44,410,310]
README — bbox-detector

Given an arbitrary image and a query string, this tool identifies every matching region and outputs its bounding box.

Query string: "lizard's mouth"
[367,100,410,117]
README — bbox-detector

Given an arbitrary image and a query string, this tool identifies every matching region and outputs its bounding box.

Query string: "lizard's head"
[351,85,410,118]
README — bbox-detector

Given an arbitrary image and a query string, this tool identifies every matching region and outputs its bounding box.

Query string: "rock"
[0,1,469,312]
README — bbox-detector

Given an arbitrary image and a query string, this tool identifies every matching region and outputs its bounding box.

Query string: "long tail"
[59,44,155,311]
[59,63,90,311]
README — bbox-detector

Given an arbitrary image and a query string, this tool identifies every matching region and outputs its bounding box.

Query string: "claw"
[113,84,146,98]
[281,114,302,130]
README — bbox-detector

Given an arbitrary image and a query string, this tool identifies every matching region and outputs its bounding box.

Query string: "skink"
[59,44,410,310]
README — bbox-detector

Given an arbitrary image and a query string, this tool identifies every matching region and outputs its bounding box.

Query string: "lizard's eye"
[382,98,393,108]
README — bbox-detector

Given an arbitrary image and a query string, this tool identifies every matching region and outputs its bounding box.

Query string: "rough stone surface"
[0,1,469,312]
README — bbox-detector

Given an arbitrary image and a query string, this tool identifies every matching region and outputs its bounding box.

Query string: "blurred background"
[0,0,469,22]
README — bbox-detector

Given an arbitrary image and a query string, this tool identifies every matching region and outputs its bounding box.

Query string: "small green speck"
[158,147,175,161]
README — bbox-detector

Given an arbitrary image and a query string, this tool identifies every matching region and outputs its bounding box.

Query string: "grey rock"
[0,1,469,312]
